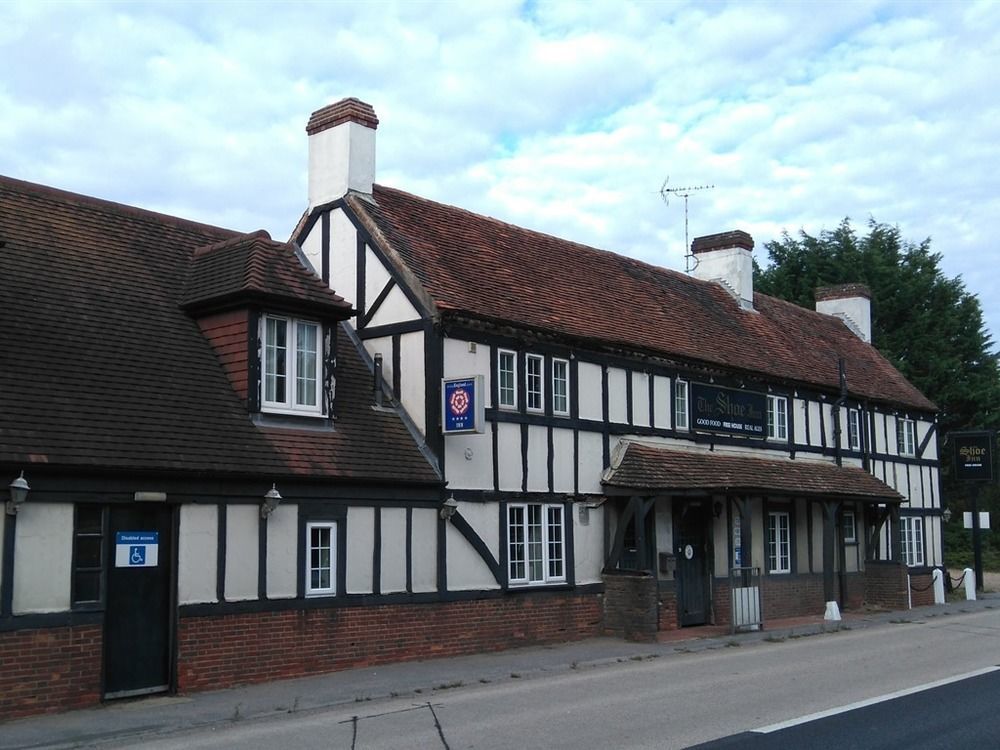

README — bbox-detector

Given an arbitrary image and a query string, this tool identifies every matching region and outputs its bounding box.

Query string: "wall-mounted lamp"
[713,500,723,519]
[7,471,30,515]
[261,483,282,519]
[440,495,459,520]
[942,508,953,523]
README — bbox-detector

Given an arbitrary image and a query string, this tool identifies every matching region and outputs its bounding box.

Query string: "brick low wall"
[602,571,658,641]
[865,561,909,610]
[178,592,602,692]
[0,624,102,721]
[909,571,936,608]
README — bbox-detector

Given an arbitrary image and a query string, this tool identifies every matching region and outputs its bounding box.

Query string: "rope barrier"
[948,571,967,587]
[909,577,935,592]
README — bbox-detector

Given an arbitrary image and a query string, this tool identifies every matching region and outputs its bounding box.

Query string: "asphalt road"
[93,607,1000,750]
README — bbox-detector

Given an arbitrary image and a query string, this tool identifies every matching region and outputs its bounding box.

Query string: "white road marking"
[754,666,1000,734]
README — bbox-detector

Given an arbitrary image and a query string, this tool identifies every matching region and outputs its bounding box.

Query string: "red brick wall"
[658,581,678,631]
[865,561,909,610]
[0,624,102,721]
[196,309,249,400]
[602,572,657,642]
[177,593,601,692]
[909,572,935,608]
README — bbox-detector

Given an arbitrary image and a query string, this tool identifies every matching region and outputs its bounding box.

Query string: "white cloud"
[1,0,999,347]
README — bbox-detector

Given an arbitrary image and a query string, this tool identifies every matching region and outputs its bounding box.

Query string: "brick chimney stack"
[690,230,755,311]
[815,284,872,343]
[306,97,379,208]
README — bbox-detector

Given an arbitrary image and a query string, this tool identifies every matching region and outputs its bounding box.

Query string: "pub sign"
[442,375,485,434]
[952,431,996,483]
[691,383,767,439]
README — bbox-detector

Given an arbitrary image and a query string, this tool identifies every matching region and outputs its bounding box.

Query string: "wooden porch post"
[822,500,841,602]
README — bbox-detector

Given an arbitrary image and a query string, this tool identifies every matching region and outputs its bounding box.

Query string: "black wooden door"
[104,505,173,699]
[676,503,710,626]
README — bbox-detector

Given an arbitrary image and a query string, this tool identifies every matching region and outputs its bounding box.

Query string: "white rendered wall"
[329,208,359,307]
[363,246,393,315]
[577,431,605,493]
[632,371,650,427]
[300,221,323,276]
[652,376,671,429]
[398,331,426,435]
[749,499,764,569]
[179,505,218,605]
[526,424,548,492]
[654,498,673,579]
[807,402,823,446]
[573,505,605,585]
[445,431,494,490]
[367,285,420,328]
[443,338,493,394]
[381,508,407,593]
[793,398,808,445]
[346,506,375,594]
[411,509,438,593]
[607,368,627,423]
[12,503,72,614]
[266,504,297,598]
[578,362,603,421]
[446,523,499,590]
[459,501,500,561]
[552,427,575,492]
[225,505,259,601]
[497,422,523,492]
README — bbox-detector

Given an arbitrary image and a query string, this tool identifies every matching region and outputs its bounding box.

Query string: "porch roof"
[602,441,903,503]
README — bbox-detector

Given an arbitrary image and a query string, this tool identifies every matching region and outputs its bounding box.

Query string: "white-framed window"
[899,516,924,567]
[525,354,544,412]
[552,358,570,416]
[842,509,857,544]
[508,503,565,585]
[305,521,337,596]
[674,379,689,430]
[767,395,788,441]
[848,409,861,451]
[262,315,322,414]
[767,511,791,573]
[498,349,517,409]
[897,418,916,456]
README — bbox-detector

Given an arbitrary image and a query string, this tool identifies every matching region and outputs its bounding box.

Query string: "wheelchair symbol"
[129,545,145,565]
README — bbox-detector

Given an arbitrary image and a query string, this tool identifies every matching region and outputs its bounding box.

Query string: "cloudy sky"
[3,1,999,349]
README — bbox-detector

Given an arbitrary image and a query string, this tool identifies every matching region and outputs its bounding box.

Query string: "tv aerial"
[660,178,715,272]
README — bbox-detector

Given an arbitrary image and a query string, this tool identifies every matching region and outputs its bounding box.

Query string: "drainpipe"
[832,358,847,467]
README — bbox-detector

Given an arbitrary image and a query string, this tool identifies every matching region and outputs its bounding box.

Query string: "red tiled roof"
[183,229,353,317]
[603,441,902,502]
[350,185,934,412]
[0,175,438,484]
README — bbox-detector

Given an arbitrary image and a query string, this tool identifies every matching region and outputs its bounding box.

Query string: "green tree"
[754,218,1000,568]
[755,218,1000,434]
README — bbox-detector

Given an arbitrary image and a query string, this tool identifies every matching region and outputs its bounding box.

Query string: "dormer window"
[263,315,323,415]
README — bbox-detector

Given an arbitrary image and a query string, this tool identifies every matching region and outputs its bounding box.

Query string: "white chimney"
[306,97,378,208]
[816,284,872,343]
[690,230,755,310]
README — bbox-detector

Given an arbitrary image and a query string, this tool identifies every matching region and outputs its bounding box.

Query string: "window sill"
[253,412,335,431]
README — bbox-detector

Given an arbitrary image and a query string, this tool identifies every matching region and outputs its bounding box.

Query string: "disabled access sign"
[115,531,159,568]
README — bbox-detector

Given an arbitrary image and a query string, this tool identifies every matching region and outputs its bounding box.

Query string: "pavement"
[3,593,998,750]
